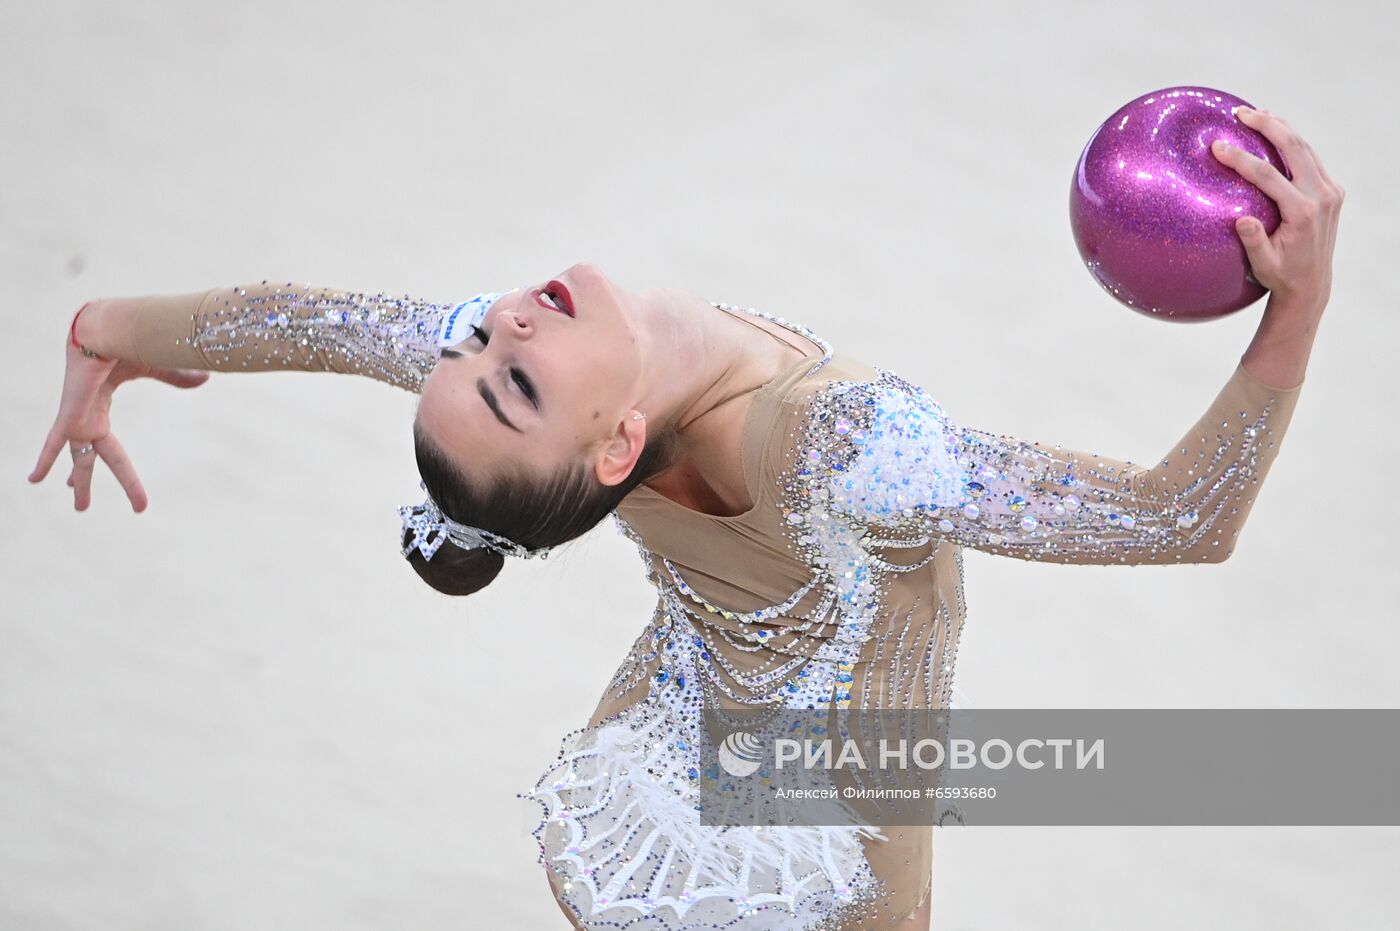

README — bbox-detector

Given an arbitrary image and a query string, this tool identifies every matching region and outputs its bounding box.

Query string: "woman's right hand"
[27,301,210,511]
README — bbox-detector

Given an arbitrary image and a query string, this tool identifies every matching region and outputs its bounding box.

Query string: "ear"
[593,411,647,487]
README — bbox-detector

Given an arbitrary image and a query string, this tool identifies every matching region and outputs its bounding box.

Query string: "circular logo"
[717,730,765,778]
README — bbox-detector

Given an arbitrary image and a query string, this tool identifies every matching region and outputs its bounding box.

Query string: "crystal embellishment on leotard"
[168,281,1299,924]
[790,366,1286,566]
[522,696,885,928]
[518,306,916,929]
[184,283,499,392]
[511,300,1298,927]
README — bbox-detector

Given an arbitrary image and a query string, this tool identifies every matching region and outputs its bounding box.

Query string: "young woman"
[30,106,1342,929]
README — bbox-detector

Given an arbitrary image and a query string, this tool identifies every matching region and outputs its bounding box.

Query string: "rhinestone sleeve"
[809,361,1303,565]
[130,281,474,393]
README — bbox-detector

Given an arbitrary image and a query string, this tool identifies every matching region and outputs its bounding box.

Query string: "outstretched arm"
[819,106,1341,566]
[812,347,1302,567]
[31,281,499,510]
[73,281,499,392]
[919,353,1303,565]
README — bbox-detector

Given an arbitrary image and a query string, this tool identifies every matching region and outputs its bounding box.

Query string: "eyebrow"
[439,347,522,433]
[477,377,521,432]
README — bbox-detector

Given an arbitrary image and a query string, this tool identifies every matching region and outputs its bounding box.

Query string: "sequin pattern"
[180,282,490,392]
[801,366,1288,565]
[519,308,917,929]
[522,303,1298,928]
[171,286,1298,928]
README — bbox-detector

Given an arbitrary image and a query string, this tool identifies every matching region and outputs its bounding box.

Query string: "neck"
[628,289,799,512]
[632,288,760,426]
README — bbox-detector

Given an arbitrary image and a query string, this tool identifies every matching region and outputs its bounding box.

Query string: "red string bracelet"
[69,302,107,360]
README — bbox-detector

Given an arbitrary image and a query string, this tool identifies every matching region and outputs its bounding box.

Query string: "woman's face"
[415,262,650,487]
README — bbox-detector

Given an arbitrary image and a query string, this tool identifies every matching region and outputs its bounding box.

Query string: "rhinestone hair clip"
[398,484,551,562]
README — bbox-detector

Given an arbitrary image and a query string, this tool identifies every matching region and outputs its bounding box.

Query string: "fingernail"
[1234,105,1253,117]
[1212,139,1230,153]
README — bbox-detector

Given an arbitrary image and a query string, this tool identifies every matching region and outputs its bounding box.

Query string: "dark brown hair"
[403,420,677,595]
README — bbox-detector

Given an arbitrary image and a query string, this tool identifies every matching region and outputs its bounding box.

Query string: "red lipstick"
[534,280,575,318]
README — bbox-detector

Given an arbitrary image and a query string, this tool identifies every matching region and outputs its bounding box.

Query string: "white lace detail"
[521,698,883,929]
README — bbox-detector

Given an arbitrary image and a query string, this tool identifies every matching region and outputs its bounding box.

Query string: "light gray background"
[3,1,1395,928]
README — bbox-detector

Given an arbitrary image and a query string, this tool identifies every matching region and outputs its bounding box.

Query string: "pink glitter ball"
[1069,86,1291,321]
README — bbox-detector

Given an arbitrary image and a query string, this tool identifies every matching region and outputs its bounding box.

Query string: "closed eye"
[462,324,538,411]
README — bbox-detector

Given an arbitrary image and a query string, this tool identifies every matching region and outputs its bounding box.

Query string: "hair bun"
[401,527,504,596]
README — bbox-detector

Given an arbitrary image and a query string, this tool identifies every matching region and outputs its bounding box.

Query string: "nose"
[498,307,534,340]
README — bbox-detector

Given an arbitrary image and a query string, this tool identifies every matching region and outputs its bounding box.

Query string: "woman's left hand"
[28,302,210,511]
[1212,105,1345,311]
